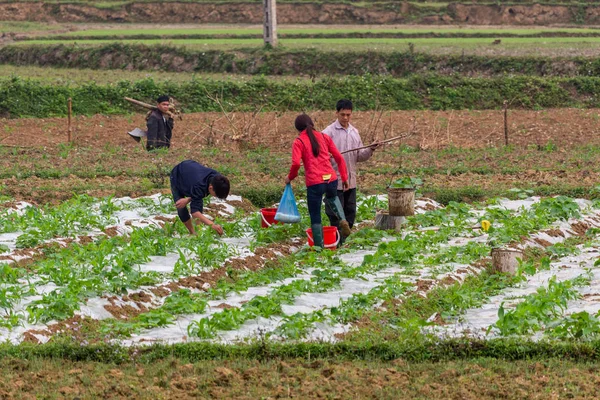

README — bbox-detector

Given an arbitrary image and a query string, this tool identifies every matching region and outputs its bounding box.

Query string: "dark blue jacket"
[170,160,217,214]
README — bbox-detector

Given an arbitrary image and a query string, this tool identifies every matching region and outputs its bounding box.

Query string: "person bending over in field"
[285,114,352,249]
[170,160,230,235]
[323,99,379,237]
[146,95,174,151]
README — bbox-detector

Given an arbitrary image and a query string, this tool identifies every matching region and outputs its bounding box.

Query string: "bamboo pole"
[340,133,412,154]
[67,98,72,144]
[124,96,157,110]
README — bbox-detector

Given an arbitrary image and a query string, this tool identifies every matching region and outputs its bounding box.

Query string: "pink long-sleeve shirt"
[322,120,374,190]
[288,129,348,187]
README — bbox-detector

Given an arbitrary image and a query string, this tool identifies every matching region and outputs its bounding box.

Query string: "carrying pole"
[124,97,157,111]
[340,133,412,154]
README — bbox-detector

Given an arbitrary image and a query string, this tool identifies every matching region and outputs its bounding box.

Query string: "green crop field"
[6,21,600,37]
[6,12,600,398]
[0,65,302,85]
[15,36,600,57]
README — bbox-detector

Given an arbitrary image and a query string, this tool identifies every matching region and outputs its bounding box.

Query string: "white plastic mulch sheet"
[0,194,247,344]
[3,195,600,345]
[120,197,598,346]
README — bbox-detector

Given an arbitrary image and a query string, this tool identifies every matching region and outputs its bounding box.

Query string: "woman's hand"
[285,177,291,185]
[342,181,350,191]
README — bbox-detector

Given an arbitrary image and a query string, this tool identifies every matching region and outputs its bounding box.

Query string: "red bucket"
[260,208,282,228]
[306,226,340,249]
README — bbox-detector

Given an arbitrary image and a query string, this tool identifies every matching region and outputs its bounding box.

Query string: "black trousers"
[325,188,357,229]
[170,168,191,223]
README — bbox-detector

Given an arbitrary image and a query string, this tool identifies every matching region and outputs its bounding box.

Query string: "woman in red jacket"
[285,114,351,248]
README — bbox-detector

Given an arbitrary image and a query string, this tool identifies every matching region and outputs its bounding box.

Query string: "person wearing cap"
[146,95,174,151]
[170,160,231,235]
[322,99,380,233]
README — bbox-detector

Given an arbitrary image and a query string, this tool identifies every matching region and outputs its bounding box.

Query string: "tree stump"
[491,248,523,275]
[388,188,415,216]
[375,211,406,232]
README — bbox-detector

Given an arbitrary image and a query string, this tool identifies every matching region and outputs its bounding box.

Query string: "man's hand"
[370,141,382,150]
[211,223,224,235]
[285,177,291,185]
[342,181,350,191]
[175,198,190,209]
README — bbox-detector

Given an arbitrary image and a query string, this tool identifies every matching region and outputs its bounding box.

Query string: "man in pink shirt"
[323,99,379,234]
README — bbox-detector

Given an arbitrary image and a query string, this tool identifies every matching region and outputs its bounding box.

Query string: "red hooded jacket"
[288,129,348,187]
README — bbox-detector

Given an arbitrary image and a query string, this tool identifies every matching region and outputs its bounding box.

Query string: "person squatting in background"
[170,160,230,235]
[285,114,352,248]
[146,95,174,151]
[322,99,379,237]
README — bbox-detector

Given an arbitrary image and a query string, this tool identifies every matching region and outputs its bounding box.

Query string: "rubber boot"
[311,224,324,249]
[326,197,351,238]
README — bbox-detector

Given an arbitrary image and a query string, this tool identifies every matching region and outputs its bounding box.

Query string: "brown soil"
[533,237,553,247]
[544,228,565,237]
[22,315,104,344]
[0,2,597,25]
[104,296,149,319]
[1,357,600,399]
[149,287,170,297]
[78,235,94,244]
[583,293,600,299]
[0,201,25,210]
[415,279,434,292]
[227,198,257,214]
[129,291,152,303]
[570,221,590,236]
[154,215,176,223]
[3,108,600,205]
[103,226,119,237]
[4,109,600,151]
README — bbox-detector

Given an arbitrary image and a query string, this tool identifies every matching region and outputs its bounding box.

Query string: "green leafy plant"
[390,177,423,190]
[492,276,581,336]
[546,311,600,340]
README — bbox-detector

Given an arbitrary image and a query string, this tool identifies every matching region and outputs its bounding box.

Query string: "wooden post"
[67,98,72,144]
[263,0,277,47]
[503,100,508,146]
[375,211,406,232]
[491,248,523,275]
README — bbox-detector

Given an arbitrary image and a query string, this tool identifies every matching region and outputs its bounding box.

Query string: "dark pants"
[170,168,191,223]
[306,180,339,225]
[326,188,357,229]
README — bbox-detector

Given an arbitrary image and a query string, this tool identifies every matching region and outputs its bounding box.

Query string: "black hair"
[157,95,170,103]
[295,114,320,157]
[211,174,230,199]
[336,99,353,112]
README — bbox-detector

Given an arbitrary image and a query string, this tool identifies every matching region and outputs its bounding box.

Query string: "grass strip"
[3,42,600,80]
[4,338,600,364]
[6,73,600,118]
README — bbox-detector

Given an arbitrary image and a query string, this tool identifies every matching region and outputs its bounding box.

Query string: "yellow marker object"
[481,220,491,232]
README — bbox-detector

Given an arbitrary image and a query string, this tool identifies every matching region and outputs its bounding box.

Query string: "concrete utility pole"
[263,0,278,47]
